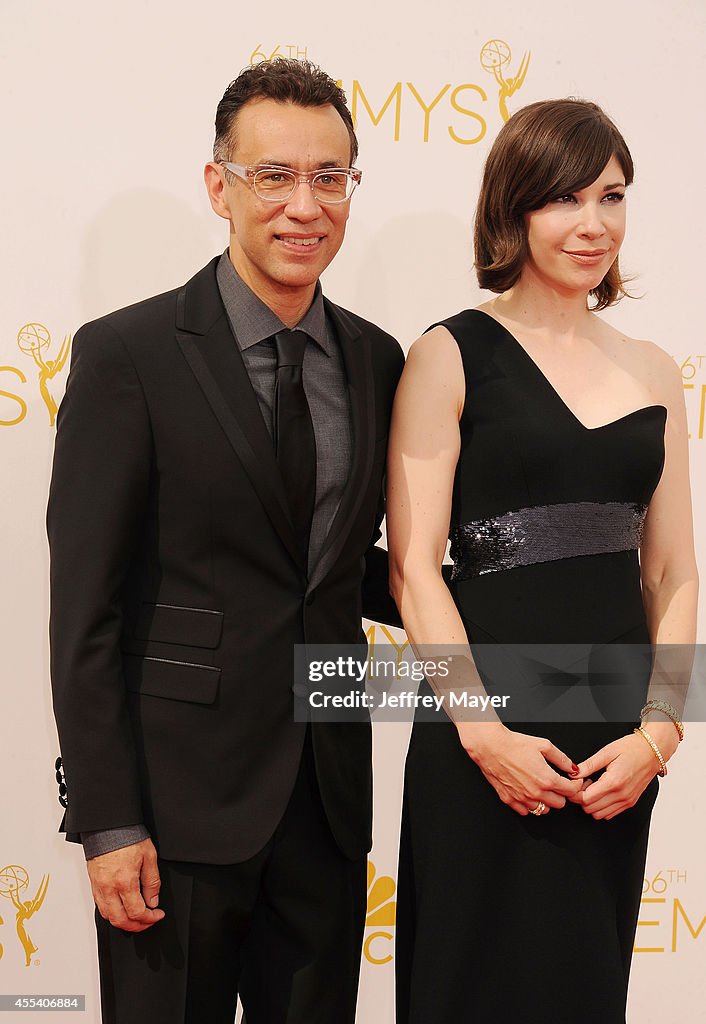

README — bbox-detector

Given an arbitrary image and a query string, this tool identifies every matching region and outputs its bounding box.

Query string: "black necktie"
[273,329,317,563]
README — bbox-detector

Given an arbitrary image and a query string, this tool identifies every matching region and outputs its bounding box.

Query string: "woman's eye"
[550,195,576,204]
[603,192,625,203]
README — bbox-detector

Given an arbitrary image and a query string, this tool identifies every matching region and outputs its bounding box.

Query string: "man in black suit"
[48,58,403,1024]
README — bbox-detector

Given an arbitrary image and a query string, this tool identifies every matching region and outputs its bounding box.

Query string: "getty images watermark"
[293,643,703,723]
[304,653,508,714]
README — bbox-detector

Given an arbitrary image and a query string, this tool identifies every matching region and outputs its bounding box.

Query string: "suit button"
[305,592,316,606]
[55,756,68,808]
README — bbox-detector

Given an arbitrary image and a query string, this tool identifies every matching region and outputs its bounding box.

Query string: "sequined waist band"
[449,501,647,581]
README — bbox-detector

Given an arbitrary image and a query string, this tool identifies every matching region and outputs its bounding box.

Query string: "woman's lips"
[564,249,609,265]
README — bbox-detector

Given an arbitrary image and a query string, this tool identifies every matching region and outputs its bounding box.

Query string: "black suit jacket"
[48,256,404,863]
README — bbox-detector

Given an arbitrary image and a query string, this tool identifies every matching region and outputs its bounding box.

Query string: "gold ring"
[529,800,546,816]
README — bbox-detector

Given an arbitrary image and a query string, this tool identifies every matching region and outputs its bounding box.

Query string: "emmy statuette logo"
[480,39,531,122]
[0,865,49,967]
[16,323,72,427]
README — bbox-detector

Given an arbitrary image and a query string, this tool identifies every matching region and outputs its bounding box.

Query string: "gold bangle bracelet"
[634,726,668,777]
[640,700,685,742]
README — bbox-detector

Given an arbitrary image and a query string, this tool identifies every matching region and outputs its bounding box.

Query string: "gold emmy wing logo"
[0,865,49,967]
[480,39,530,122]
[16,322,72,427]
[364,861,396,965]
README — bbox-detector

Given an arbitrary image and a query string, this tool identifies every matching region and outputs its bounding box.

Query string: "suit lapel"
[309,300,376,590]
[175,259,304,571]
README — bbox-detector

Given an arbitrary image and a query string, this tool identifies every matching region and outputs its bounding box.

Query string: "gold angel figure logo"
[0,865,49,967]
[17,323,72,427]
[480,39,530,122]
[364,861,396,965]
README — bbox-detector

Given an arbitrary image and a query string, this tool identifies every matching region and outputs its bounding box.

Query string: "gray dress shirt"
[81,253,353,859]
[216,252,352,574]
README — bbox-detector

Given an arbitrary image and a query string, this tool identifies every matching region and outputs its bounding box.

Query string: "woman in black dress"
[387,99,697,1022]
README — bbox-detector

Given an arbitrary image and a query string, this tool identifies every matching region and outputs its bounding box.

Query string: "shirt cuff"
[81,824,150,860]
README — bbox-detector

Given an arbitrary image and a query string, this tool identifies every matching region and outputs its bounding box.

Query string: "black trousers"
[95,736,367,1024]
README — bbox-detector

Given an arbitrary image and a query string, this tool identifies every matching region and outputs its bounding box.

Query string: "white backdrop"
[2,1,705,1021]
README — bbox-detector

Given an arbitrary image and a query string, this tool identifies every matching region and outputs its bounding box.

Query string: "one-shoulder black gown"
[395,311,667,1023]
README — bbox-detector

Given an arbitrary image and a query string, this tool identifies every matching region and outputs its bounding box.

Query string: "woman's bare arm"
[387,326,582,815]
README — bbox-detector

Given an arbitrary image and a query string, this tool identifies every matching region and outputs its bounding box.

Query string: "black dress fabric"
[395,310,667,1023]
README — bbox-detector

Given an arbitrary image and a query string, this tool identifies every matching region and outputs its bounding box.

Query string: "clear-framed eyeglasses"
[219,162,362,204]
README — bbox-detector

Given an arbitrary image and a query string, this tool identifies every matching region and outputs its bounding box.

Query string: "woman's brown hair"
[474,99,634,310]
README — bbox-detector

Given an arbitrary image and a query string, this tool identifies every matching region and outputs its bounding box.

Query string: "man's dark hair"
[213,58,358,166]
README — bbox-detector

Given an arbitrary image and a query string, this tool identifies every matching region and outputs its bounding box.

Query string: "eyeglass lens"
[253,169,354,202]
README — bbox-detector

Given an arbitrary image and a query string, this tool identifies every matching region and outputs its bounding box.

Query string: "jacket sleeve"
[360,335,401,628]
[47,319,152,834]
[362,540,402,628]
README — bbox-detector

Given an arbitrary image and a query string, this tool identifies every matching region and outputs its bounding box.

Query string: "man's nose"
[284,179,322,220]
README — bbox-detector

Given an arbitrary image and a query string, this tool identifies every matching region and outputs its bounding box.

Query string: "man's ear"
[204,162,231,221]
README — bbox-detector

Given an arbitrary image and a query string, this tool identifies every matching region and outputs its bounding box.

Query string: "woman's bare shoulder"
[405,325,464,376]
[625,334,680,398]
[402,326,465,412]
[602,322,682,402]
[408,323,459,356]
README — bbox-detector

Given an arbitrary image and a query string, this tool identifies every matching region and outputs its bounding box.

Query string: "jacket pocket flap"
[124,655,220,704]
[134,603,224,649]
